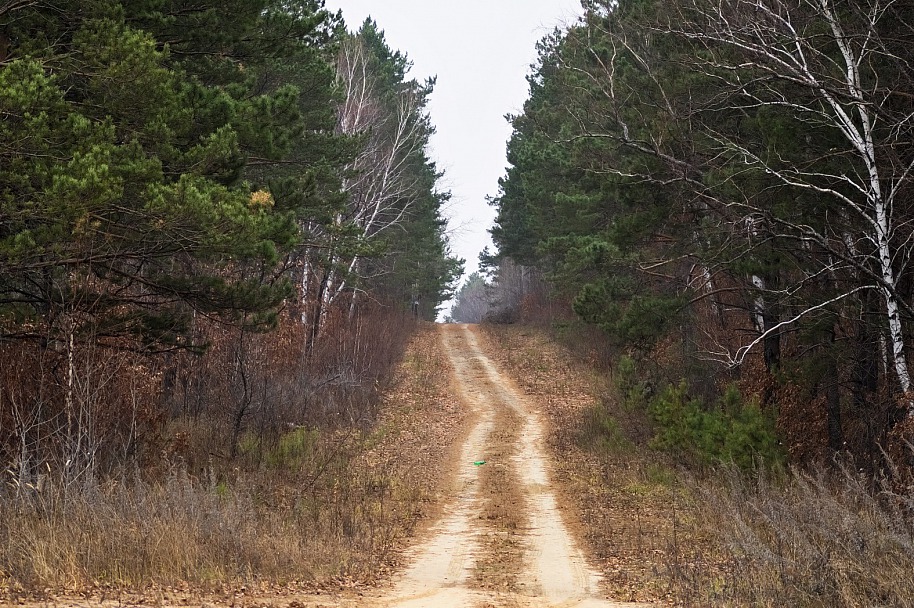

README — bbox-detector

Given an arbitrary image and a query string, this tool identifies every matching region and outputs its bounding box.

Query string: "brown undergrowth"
[676,464,914,607]
[0,322,464,601]
[479,323,914,607]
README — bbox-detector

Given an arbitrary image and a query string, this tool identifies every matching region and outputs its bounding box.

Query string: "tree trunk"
[882,286,911,398]
[751,273,781,375]
[229,329,251,460]
[825,325,843,453]
[306,267,331,358]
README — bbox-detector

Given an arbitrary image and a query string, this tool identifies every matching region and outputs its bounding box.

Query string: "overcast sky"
[326,0,582,289]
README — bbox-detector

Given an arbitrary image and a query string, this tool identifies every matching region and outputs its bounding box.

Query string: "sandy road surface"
[359,324,648,608]
[19,325,650,608]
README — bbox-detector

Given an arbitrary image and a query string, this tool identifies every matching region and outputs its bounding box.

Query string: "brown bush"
[0,453,417,591]
[161,299,415,472]
[0,284,429,594]
[0,317,452,596]
[668,464,914,607]
[0,340,163,491]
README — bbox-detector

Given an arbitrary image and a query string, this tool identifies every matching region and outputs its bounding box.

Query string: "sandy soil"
[14,324,651,608]
[357,324,649,608]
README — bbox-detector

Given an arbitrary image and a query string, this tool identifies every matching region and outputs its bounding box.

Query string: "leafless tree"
[0,0,39,20]
[671,0,914,397]
[301,34,432,349]
[451,273,490,323]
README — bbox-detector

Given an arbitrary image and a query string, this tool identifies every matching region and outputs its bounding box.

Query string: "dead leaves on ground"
[477,325,681,605]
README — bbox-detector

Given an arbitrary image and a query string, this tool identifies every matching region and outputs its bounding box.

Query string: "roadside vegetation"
[1,322,462,598]
[471,0,914,604]
[481,315,914,607]
[0,0,461,598]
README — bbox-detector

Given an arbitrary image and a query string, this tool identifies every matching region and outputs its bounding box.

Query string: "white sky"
[326,0,582,286]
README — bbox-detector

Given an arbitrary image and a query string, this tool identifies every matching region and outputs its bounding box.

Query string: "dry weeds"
[479,323,914,607]
[472,401,526,595]
[0,323,465,601]
[677,465,914,607]
[477,324,689,605]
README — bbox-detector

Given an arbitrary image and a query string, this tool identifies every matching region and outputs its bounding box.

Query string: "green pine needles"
[616,356,784,470]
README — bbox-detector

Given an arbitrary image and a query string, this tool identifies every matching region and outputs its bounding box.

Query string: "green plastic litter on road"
[473,460,487,466]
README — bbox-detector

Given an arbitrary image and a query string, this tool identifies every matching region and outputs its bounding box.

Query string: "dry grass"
[480,322,914,607]
[675,465,914,607]
[477,324,682,604]
[1,463,401,591]
[0,323,463,599]
[0,428,415,597]
[473,401,526,594]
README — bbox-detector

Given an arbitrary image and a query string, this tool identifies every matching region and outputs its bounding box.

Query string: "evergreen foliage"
[648,383,783,470]
[0,1,461,482]
[0,0,459,348]
[488,0,914,466]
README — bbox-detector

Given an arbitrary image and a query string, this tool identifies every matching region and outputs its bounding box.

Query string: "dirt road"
[18,325,651,608]
[361,324,649,608]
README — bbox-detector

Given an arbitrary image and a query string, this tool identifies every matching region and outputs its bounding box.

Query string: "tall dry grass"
[667,464,914,607]
[480,323,914,606]
[525,313,914,607]
[0,299,436,595]
[1,431,422,593]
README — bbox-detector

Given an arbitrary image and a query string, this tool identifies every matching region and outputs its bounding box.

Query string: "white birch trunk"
[751,274,766,335]
[883,286,912,395]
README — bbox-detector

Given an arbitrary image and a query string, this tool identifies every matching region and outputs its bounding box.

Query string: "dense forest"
[480,0,914,469]
[5,0,914,601]
[0,0,460,485]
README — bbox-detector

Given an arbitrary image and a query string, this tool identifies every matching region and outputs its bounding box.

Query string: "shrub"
[582,406,633,456]
[239,427,319,470]
[613,355,652,411]
[670,465,914,607]
[648,382,783,470]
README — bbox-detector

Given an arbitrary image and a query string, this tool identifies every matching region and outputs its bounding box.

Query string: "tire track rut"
[368,324,649,608]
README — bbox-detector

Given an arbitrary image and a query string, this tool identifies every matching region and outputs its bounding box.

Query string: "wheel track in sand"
[363,324,649,608]
[17,324,652,608]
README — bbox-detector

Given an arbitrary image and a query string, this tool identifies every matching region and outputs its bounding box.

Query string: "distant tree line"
[450,272,488,323]
[488,0,914,467]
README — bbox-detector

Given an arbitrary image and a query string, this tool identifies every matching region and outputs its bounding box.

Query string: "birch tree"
[657,0,914,400]
[302,20,453,346]
[334,29,432,296]
[546,0,914,406]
